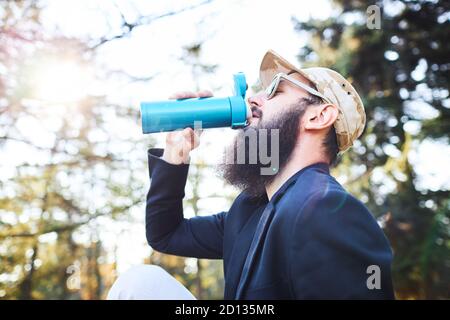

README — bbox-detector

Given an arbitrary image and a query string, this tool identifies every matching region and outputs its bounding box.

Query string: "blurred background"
[0,0,449,300]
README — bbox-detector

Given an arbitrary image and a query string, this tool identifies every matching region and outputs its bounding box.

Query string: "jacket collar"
[269,162,330,204]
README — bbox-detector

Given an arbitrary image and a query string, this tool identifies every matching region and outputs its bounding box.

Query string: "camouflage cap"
[259,49,366,152]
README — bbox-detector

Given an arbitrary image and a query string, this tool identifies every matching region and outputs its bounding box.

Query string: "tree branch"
[0,199,142,240]
[89,0,213,50]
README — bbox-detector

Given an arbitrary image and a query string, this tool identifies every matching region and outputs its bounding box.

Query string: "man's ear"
[303,104,339,131]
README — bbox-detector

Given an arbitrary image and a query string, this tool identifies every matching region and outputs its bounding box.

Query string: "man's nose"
[247,92,266,109]
[245,93,265,122]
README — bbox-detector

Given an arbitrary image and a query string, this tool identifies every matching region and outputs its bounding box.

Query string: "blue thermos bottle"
[140,73,249,133]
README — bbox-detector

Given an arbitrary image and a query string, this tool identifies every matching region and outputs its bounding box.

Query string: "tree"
[0,0,215,299]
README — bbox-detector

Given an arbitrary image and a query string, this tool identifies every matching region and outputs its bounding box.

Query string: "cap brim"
[259,49,314,88]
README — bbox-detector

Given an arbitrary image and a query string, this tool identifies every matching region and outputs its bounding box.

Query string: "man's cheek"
[264,107,278,121]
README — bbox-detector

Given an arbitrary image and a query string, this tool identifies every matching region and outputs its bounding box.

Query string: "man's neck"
[265,147,328,201]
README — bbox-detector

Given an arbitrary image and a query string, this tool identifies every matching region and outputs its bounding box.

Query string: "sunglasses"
[265,72,331,103]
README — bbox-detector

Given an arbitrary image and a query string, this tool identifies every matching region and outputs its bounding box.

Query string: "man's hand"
[162,90,213,165]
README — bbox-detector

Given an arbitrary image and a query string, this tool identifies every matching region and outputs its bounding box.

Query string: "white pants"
[107,265,196,300]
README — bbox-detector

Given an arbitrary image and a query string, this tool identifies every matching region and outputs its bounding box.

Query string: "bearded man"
[108,50,395,300]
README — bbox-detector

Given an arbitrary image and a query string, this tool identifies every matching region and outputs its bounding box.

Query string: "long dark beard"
[219,100,308,199]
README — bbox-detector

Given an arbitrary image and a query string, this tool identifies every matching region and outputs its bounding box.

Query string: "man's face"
[247,72,315,128]
[219,72,318,198]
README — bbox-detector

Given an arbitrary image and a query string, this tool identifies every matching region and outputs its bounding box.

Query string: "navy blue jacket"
[146,148,395,299]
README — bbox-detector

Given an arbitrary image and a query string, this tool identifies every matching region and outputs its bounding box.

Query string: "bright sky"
[9,0,449,273]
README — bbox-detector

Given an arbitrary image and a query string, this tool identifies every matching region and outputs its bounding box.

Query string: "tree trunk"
[19,242,38,300]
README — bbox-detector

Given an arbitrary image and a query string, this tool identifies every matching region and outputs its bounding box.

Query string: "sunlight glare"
[34,60,91,103]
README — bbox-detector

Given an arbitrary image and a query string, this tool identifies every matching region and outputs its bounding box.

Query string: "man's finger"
[169,91,198,100]
[197,90,213,98]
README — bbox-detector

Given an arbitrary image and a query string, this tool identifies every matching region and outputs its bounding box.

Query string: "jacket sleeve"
[289,189,395,299]
[145,148,225,259]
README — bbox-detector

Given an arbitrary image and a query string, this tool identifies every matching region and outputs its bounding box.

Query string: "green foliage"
[0,1,147,299]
